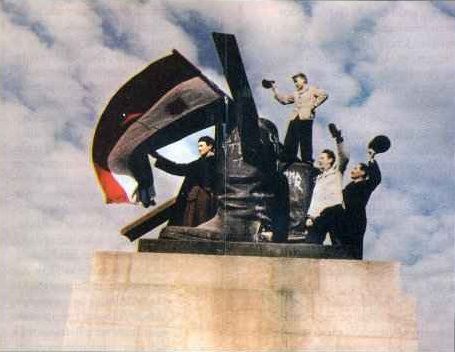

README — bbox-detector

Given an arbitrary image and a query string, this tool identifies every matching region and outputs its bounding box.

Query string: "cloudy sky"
[1,1,454,351]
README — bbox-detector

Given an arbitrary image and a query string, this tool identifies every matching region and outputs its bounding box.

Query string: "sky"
[0,1,454,351]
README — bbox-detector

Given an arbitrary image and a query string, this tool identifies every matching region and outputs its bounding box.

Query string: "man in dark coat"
[342,149,382,259]
[152,136,218,227]
[195,117,290,243]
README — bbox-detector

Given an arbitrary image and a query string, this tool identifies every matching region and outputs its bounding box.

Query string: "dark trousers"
[343,232,364,260]
[306,205,345,246]
[342,213,367,260]
[182,186,217,227]
[284,119,313,163]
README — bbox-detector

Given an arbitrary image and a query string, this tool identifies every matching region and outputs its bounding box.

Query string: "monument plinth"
[64,247,417,351]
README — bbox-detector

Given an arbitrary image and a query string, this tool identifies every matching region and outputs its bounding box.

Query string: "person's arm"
[366,150,381,189]
[152,152,189,176]
[271,85,295,105]
[329,123,349,173]
[312,86,328,108]
[336,141,350,173]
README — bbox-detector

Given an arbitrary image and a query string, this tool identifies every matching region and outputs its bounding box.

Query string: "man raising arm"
[305,124,349,246]
[269,73,328,164]
[342,149,382,259]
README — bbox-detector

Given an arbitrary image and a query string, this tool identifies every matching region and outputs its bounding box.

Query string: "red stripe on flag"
[94,164,130,203]
[121,112,143,126]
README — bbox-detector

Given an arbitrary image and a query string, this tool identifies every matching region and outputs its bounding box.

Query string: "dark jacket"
[342,159,381,258]
[155,154,217,226]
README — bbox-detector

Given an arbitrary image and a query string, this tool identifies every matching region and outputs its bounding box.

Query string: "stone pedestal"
[64,249,417,351]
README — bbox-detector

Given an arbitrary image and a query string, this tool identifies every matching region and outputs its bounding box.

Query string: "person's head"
[198,136,215,157]
[292,72,308,90]
[350,163,368,181]
[316,149,336,171]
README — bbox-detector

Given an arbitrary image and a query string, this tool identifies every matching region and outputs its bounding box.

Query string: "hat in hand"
[368,135,391,154]
[262,79,275,89]
[328,123,343,142]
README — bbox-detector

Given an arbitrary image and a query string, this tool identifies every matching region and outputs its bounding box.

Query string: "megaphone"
[368,135,391,154]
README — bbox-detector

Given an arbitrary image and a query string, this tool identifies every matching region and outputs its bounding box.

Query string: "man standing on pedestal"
[269,73,328,163]
[306,124,349,246]
[342,149,382,259]
[152,136,218,227]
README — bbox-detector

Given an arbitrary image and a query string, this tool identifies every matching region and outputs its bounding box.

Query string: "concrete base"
[64,251,417,351]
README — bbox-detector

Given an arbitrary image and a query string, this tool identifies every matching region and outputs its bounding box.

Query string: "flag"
[91,50,226,204]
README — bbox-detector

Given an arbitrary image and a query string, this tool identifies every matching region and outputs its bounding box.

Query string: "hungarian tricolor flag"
[92,50,226,204]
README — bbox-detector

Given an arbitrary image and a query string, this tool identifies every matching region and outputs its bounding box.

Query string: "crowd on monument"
[132,71,387,260]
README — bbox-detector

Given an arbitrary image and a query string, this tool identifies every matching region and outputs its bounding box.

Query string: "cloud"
[431,0,455,18]
[402,244,454,351]
[0,1,453,351]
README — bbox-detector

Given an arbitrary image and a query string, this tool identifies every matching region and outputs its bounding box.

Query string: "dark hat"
[368,135,391,154]
[261,79,275,89]
[328,123,341,140]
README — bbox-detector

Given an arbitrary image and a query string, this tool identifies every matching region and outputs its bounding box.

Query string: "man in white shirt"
[270,73,328,163]
[306,124,349,245]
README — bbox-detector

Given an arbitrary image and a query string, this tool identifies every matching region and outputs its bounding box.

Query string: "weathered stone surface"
[64,251,417,351]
